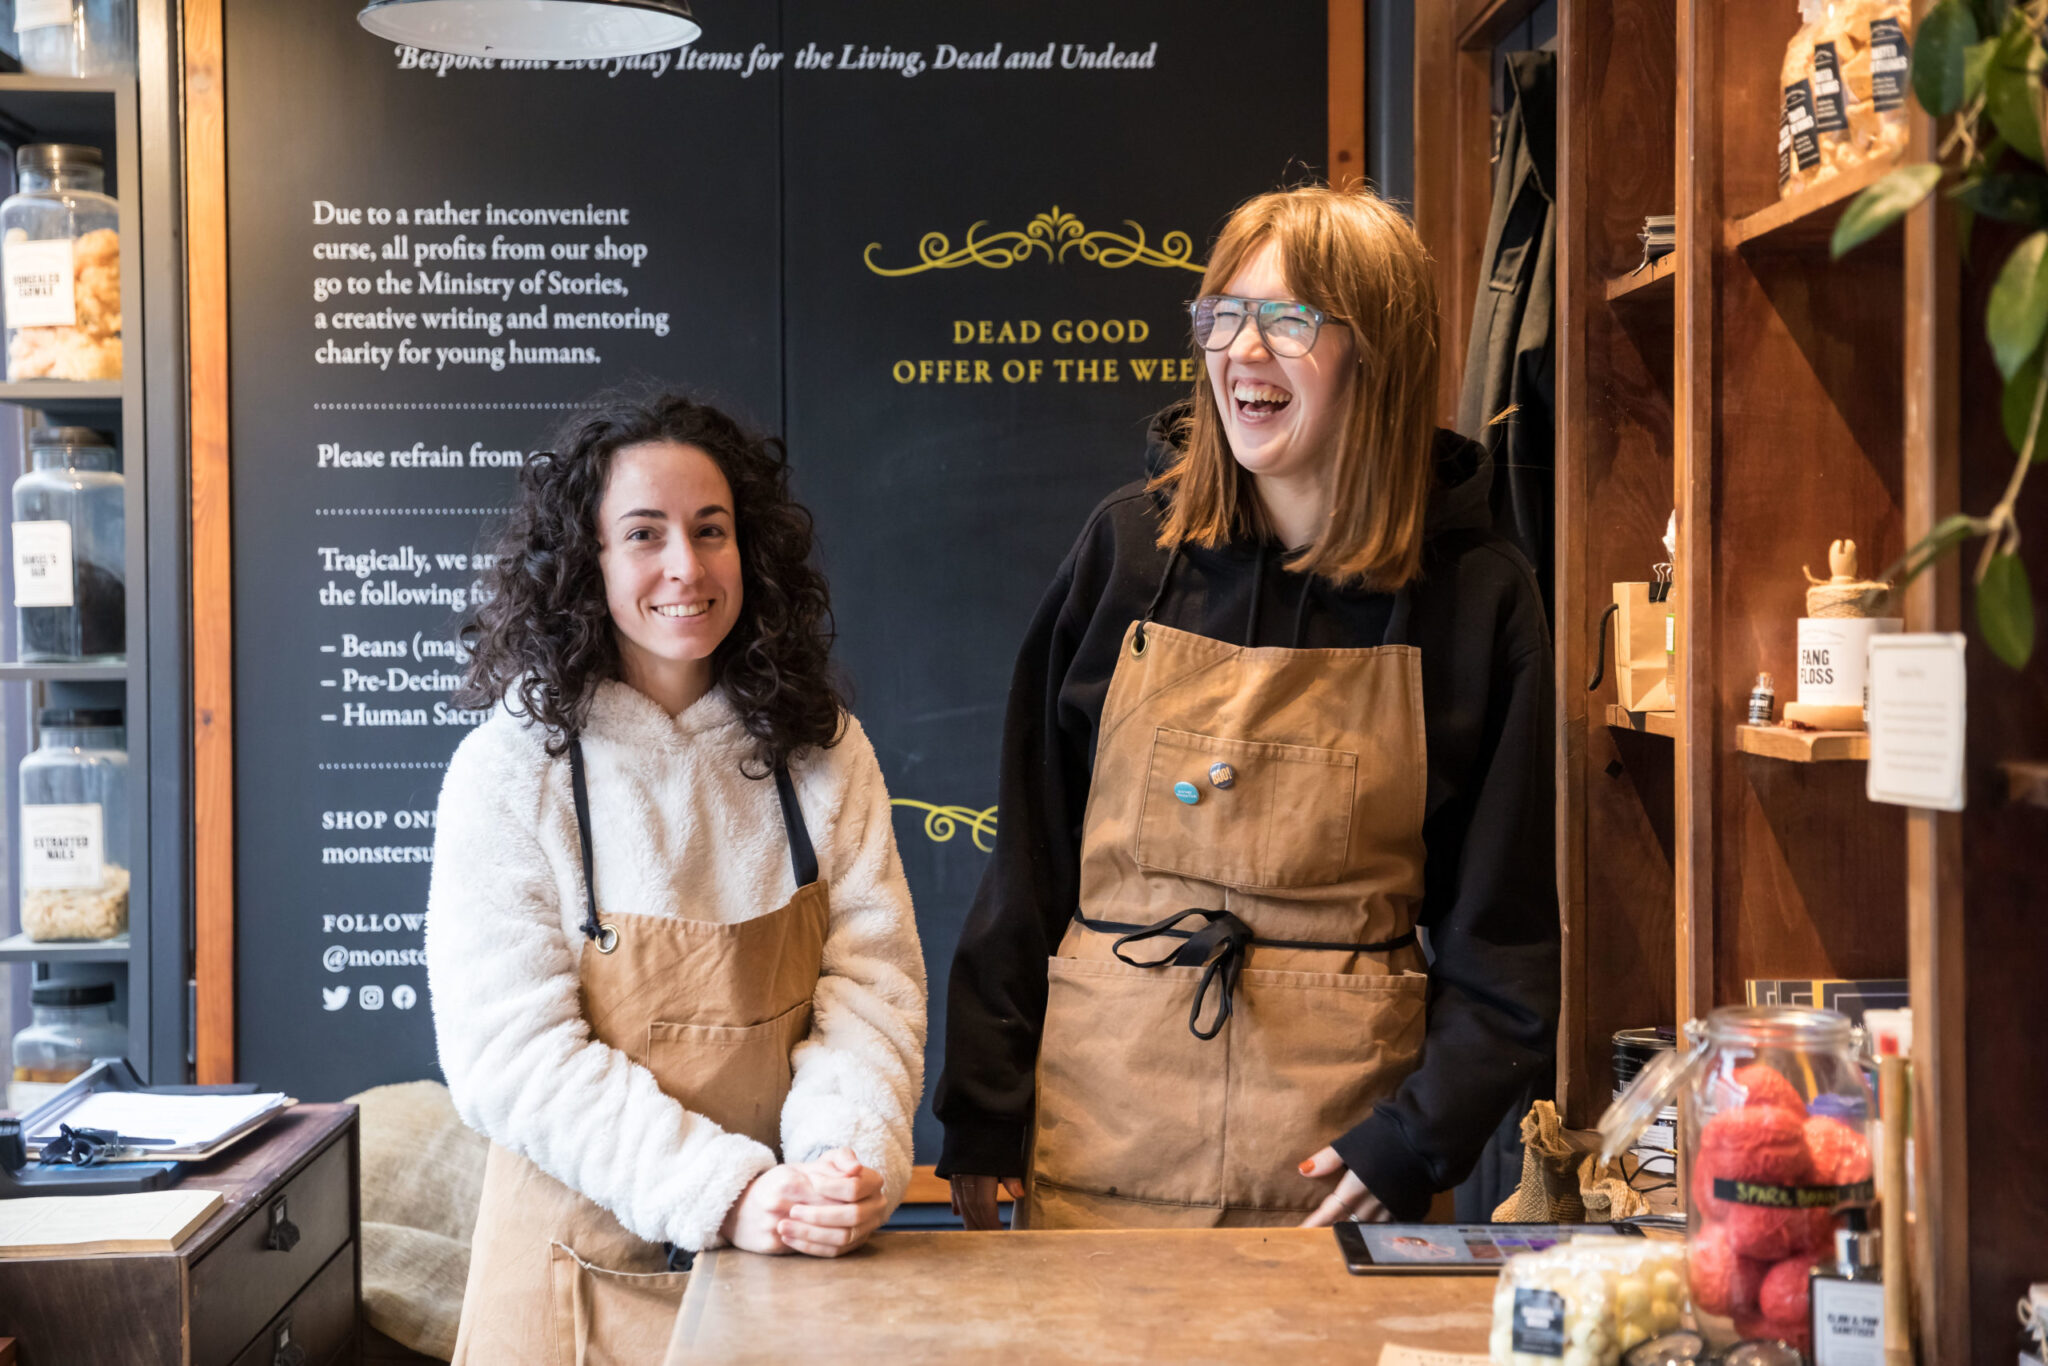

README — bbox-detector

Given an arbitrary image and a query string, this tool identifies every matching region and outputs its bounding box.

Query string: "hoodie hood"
[1142,400,1497,544]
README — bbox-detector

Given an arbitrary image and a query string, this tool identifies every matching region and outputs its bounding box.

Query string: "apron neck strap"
[1382,584,1414,648]
[567,735,604,943]
[1244,547,1266,647]
[1132,544,1183,654]
[566,734,822,945]
[772,763,821,888]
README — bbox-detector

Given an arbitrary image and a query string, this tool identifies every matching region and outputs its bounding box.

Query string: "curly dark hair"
[458,389,845,772]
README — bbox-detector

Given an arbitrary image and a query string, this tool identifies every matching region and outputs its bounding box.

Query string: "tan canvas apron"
[452,737,828,1365]
[1027,551,1432,1228]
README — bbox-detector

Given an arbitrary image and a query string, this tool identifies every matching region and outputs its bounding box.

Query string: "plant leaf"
[1987,230,2048,376]
[2001,347,2046,454]
[1917,0,1980,114]
[1956,172,2048,222]
[1984,23,2046,164]
[1977,552,2036,667]
[1831,164,1944,257]
[1965,35,1999,103]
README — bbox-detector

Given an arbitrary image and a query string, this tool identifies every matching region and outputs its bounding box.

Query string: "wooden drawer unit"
[227,1243,358,1366]
[191,1133,353,1364]
[0,1105,360,1366]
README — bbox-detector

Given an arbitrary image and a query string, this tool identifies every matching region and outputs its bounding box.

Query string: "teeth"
[1232,381,1293,405]
[654,603,710,618]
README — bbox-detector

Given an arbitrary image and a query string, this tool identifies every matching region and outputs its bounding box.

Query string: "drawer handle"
[272,1318,307,1366]
[264,1195,301,1253]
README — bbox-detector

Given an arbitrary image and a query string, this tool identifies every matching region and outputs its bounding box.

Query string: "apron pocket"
[646,999,813,1152]
[1221,967,1427,1213]
[547,1240,689,1366]
[1034,954,1227,1209]
[1134,728,1356,889]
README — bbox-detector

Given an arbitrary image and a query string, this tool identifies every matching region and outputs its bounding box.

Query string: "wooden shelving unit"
[1999,760,2048,807]
[1725,157,1902,251]
[1416,1,2039,1357]
[1605,705,1678,738]
[1605,253,1675,304]
[1735,724,1869,762]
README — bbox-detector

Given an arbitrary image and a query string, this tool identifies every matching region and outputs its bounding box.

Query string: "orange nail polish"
[1297,1160,1315,1175]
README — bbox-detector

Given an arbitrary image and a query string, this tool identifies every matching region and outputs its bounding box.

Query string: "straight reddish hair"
[1152,186,1441,589]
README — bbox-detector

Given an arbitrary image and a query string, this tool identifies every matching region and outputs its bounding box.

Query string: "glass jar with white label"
[13,426,123,662]
[1,143,121,381]
[14,0,135,78]
[9,979,123,1111]
[19,707,127,941]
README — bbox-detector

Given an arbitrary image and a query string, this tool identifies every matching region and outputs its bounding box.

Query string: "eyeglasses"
[1188,295,1334,358]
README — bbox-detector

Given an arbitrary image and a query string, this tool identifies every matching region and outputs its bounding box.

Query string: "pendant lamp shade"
[358,0,700,60]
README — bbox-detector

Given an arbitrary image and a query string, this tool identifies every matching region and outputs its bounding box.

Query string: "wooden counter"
[666,1227,1495,1364]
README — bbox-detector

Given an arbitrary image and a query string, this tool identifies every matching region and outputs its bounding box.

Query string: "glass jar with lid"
[1,143,121,381]
[19,707,127,941]
[8,978,123,1112]
[14,0,136,78]
[13,426,124,662]
[1601,1006,1876,1353]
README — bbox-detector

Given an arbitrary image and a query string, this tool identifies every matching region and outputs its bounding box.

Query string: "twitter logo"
[322,986,350,1011]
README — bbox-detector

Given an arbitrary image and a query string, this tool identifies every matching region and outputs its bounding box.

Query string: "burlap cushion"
[348,1080,489,1361]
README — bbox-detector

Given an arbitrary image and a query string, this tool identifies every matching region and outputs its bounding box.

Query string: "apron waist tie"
[1075,909,1418,1041]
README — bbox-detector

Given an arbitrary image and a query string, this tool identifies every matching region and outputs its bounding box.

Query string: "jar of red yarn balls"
[1599,1006,1876,1353]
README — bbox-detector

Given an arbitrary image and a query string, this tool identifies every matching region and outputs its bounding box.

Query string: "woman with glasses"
[936,186,1557,1230]
[425,392,926,1361]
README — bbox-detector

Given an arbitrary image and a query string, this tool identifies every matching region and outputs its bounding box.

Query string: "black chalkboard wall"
[227,0,1326,1162]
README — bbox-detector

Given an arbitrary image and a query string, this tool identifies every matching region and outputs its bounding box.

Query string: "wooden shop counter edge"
[666,1227,1495,1364]
[0,1103,361,1366]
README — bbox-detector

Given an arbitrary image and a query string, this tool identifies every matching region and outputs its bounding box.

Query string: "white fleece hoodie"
[425,680,927,1252]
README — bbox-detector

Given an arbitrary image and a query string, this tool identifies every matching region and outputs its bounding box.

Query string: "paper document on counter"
[0,1188,222,1257]
[26,1090,291,1155]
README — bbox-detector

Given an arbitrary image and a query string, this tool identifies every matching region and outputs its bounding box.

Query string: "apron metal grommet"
[1173,781,1200,805]
[595,923,620,954]
[1208,762,1236,789]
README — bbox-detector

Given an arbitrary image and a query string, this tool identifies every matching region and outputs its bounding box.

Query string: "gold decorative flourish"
[890,799,999,852]
[864,206,1202,277]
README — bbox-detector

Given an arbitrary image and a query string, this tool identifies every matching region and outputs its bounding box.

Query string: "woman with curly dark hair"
[425,391,927,1364]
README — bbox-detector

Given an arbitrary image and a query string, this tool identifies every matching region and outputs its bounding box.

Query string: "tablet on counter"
[1332,1221,1641,1275]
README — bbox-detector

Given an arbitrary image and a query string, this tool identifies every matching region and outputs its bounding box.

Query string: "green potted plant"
[1833,0,2046,665]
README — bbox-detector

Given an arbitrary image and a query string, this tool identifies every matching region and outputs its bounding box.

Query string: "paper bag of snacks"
[1489,1237,1690,1365]
[1779,2,1827,197]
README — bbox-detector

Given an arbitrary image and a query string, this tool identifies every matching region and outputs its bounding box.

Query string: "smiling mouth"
[1231,379,1294,420]
[653,602,711,619]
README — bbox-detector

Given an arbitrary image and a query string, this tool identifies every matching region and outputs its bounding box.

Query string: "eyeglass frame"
[1186,294,1339,358]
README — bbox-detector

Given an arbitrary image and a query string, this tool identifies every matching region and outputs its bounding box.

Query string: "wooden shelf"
[1605,253,1674,304]
[1727,158,1900,253]
[0,931,131,963]
[0,661,128,682]
[1736,724,1870,762]
[2000,761,2048,808]
[1605,704,1678,738]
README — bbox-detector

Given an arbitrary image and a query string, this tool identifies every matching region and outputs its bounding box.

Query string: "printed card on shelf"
[1865,633,1967,812]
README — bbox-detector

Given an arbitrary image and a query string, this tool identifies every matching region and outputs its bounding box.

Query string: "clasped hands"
[721,1146,888,1258]
[948,1144,1392,1228]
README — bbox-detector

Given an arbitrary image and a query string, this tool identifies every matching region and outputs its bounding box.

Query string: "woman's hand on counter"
[1295,1145,1392,1227]
[949,1174,1026,1230]
[777,1148,889,1257]
[721,1163,821,1254]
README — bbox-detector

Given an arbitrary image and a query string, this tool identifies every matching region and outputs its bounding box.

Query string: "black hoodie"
[933,425,1560,1220]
